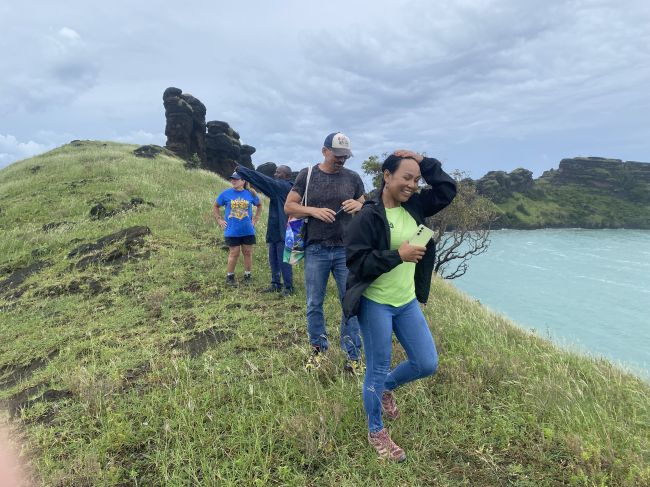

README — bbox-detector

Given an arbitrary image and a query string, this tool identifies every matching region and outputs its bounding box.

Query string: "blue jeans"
[268,242,293,290]
[304,243,362,360]
[358,296,438,433]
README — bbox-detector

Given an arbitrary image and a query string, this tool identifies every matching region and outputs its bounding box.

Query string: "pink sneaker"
[381,390,399,420]
[368,428,406,462]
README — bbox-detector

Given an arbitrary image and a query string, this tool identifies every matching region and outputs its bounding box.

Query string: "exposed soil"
[171,327,234,358]
[36,277,110,298]
[0,261,51,296]
[5,384,75,421]
[0,350,59,391]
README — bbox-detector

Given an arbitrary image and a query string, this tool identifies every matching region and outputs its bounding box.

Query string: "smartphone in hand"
[409,224,434,247]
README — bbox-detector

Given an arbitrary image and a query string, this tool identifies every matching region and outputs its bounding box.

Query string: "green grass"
[1,141,649,486]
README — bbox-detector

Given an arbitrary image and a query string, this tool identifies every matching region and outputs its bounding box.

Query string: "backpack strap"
[301,165,314,207]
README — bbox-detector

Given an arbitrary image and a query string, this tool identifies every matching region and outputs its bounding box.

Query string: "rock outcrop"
[550,157,650,193]
[163,88,256,179]
[163,87,206,162]
[204,121,255,177]
[476,168,534,203]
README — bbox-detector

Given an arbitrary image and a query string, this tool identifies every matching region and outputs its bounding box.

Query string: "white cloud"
[1,0,649,177]
[113,130,165,145]
[0,134,55,168]
[58,27,81,42]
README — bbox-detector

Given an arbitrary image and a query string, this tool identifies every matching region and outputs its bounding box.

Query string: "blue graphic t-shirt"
[216,188,260,237]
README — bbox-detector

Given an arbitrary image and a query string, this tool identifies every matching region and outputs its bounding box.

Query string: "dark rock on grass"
[171,327,234,358]
[89,197,153,220]
[0,261,51,295]
[42,221,73,232]
[37,278,110,298]
[67,226,151,269]
[89,203,109,219]
[69,226,150,258]
[0,350,59,391]
[30,165,41,173]
[77,249,150,270]
[133,144,176,159]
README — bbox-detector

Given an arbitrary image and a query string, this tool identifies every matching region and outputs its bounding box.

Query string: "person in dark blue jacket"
[236,164,295,295]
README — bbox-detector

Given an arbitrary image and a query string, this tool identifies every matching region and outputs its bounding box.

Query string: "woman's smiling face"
[384,158,421,202]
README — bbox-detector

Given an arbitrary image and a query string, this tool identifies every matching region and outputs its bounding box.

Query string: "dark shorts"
[225,235,256,246]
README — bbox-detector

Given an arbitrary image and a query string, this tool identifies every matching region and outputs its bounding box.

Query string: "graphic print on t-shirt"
[229,198,251,220]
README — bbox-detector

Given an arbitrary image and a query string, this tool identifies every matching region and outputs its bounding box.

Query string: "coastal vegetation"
[1,142,649,486]
[472,158,650,229]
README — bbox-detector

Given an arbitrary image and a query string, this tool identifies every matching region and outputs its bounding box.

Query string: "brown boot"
[368,428,406,462]
[381,390,399,420]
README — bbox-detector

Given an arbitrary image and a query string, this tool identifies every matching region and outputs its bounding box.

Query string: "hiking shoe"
[242,274,252,285]
[281,287,294,297]
[305,347,323,371]
[368,429,406,462]
[344,358,364,375]
[226,275,238,288]
[262,285,281,293]
[381,390,399,420]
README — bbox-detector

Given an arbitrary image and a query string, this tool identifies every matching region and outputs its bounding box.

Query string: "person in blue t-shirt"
[214,172,262,287]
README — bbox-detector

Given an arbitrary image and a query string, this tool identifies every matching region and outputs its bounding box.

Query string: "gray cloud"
[1,0,649,176]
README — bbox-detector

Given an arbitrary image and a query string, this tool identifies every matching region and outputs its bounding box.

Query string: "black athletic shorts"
[225,235,256,246]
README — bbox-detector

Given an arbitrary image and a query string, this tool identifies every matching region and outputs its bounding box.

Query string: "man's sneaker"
[381,390,399,420]
[226,275,238,288]
[281,287,294,297]
[305,347,323,371]
[344,358,364,375]
[368,429,406,462]
[262,285,281,293]
[242,274,252,285]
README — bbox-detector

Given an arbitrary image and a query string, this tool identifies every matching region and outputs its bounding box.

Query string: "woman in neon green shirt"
[344,149,456,462]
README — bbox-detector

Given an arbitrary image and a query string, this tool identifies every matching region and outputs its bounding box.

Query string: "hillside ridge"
[1,141,649,486]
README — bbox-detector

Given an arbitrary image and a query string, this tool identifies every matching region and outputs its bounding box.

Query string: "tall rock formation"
[163,87,206,162]
[163,87,256,178]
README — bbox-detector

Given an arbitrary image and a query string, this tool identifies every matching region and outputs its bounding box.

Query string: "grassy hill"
[1,141,649,486]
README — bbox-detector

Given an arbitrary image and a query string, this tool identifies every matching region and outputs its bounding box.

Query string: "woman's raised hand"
[393,150,424,163]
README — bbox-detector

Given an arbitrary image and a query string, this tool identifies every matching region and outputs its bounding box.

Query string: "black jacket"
[343,157,457,318]
[236,166,293,243]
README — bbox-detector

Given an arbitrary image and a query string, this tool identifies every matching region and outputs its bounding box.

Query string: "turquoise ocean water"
[453,229,650,379]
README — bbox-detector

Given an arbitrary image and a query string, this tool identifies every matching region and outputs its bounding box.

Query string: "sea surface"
[453,229,650,379]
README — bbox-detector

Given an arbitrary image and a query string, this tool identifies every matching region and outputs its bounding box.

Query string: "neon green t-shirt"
[363,206,419,307]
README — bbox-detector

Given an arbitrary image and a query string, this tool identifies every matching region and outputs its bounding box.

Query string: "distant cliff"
[471,157,650,229]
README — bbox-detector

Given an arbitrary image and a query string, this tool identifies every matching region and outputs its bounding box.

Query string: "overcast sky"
[2,0,649,180]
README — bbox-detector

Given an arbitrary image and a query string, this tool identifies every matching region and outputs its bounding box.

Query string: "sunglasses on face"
[330,151,350,161]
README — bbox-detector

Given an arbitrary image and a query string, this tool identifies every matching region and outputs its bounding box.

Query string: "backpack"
[283,165,313,265]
